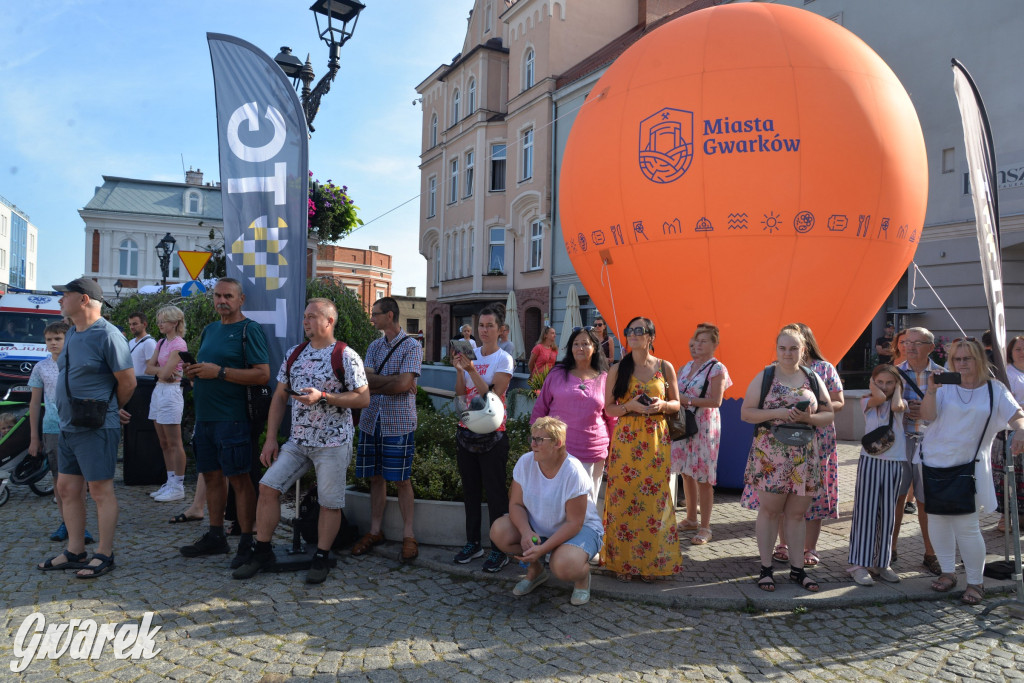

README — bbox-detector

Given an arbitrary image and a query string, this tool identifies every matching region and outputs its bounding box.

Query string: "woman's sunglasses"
[623,326,650,337]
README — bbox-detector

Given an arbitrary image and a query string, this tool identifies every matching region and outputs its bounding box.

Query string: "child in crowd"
[847,364,906,586]
[28,321,94,543]
[0,412,17,436]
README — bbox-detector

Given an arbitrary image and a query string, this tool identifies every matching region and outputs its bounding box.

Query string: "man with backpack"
[232,297,368,584]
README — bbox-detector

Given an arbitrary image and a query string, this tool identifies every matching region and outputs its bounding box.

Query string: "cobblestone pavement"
[2,442,1023,681]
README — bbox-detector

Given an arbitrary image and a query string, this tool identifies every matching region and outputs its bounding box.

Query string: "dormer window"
[184,190,202,214]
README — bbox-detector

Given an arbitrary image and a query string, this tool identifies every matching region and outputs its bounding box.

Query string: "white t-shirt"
[129,335,157,376]
[919,380,1021,513]
[860,397,906,462]
[460,346,513,430]
[1007,364,1024,404]
[513,452,604,539]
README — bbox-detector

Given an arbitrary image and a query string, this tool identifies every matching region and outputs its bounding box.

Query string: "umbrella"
[505,290,525,361]
[558,284,583,350]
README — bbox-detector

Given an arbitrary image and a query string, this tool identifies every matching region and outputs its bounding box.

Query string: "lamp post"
[156,233,177,291]
[274,0,365,132]
[113,279,123,301]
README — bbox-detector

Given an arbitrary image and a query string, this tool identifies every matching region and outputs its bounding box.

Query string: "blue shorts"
[194,420,253,477]
[539,525,604,561]
[355,424,415,481]
[58,429,120,482]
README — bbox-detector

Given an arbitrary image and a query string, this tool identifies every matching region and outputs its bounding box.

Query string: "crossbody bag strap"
[972,381,995,463]
[897,367,925,399]
[240,320,251,368]
[375,335,415,374]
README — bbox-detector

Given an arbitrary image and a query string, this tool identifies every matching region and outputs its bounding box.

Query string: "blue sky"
[0,0,471,294]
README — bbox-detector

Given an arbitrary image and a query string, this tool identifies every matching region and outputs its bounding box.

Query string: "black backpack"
[756,364,828,429]
[298,485,360,550]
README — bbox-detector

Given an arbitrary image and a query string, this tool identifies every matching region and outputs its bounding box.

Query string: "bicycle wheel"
[29,470,54,496]
[0,484,9,507]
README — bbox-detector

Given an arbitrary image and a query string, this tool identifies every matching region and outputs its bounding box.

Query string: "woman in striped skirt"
[848,365,906,586]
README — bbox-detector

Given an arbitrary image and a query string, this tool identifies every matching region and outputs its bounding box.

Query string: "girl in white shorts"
[146,305,188,502]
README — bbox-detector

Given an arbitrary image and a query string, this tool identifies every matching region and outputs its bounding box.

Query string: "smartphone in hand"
[636,394,654,406]
[795,399,811,411]
[285,387,309,396]
[934,372,962,385]
[178,351,197,365]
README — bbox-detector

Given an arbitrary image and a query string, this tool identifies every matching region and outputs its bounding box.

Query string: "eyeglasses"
[623,326,650,337]
[899,340,932,347]
[529,436,554,444]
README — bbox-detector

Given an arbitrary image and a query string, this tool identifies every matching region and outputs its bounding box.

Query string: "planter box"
[835,389,869,442]
[344,489,488,546]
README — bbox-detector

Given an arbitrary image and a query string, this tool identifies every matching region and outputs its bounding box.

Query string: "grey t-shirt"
[56,318,133,432]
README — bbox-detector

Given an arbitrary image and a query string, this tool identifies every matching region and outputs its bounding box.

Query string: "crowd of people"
[29,277,1024,605]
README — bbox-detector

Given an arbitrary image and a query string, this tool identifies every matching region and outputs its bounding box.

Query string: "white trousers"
[929,512,986,585]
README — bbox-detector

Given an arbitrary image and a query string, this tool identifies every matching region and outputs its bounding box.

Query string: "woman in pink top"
[529,327,558,379]
[531,326,616,503]
[145,305,189,504]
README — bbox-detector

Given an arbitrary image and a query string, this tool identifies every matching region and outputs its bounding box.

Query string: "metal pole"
[981,429,1024,619]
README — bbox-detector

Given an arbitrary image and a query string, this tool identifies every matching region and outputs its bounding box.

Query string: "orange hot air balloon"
[559,3,927,397]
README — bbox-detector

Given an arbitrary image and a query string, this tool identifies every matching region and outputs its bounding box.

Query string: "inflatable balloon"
[559,3,927,396]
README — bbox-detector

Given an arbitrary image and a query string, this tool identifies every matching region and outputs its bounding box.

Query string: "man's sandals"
[76,553,115,579]
[350,532,385,556]
[38,549,88,571]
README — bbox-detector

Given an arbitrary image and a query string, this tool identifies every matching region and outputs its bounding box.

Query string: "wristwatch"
[217,366,227,380]
[318,392,329,407]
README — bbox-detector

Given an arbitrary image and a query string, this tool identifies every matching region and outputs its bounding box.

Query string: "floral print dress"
[741,375,823,502]
[671,359,732,484]
[803,360,842,519]
[602,370,684,577]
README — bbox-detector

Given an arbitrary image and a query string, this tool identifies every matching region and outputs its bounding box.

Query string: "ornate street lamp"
[156,233,177,291]
[114,279,123,301]
[274,0,365,132]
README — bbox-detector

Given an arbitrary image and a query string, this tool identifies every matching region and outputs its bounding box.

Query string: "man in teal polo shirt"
[181,278,270,569]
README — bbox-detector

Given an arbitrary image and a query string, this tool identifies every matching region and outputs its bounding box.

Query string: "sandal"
[350,532,385,556]
[691,527,712,545]
[38,549,89,571]
[772,544,789,563]
[679,518,700,531]
[803,550,820,567]
[961,583,985,605]
[615,573,632,583]
[922,554,942,576]
[757,565,775,592]
[76,553,115,579]
[400,537,419,564]
[790,566,819,592]
[169,513,203,524]
[930,573,957,592]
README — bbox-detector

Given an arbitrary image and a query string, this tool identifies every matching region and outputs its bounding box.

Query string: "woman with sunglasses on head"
[601,316,683,582]
[531,326,615,503]
[920,338,1024,605]
[672,323,732,545]
[593,316,617,364]
[490,417,604,606]
[740,324,834,592]
[992,335,1024,534]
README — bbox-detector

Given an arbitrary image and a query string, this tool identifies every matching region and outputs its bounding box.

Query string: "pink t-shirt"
[157,336,188,380]
[530,367,616,463]
[531,344,558,376]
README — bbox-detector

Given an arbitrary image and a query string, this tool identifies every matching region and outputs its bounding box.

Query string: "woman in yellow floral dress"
[602,316,683,581]
[740,324,834,593]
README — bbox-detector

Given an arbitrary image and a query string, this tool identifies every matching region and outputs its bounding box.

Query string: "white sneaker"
[850,567,874,586]
[153,483,185,502]
[150,482,171,498]
[876,566,901,583]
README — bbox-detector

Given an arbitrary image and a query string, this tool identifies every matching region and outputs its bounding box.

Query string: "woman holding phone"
[601,316,683,582]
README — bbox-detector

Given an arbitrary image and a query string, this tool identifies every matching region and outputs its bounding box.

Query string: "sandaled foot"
[615,573,632,583]
[803,550,820,567]
[691,527,712,545]
[400,537,419,563]
[76,553,115,579]
[930,573,957,592]
[772,544,789,563]
[961,583,984,605]
[679,518,700,531]
[350,532,384,556]
[38,549,88,571]
[790,566,819,592]
[757,565,775,592]
[169,513,204,524]
[997,516,1007,533]
[922,554,942,576]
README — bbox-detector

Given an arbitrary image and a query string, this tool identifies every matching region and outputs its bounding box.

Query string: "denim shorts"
[260,441,352,509]
[539,525,604,560]
[194,420,253,477]
[355,424,415,481]
[58,429,120,482]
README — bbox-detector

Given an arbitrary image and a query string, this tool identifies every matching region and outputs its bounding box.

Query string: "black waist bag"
[65,339,115,429]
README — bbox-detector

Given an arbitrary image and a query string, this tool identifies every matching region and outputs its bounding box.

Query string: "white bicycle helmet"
[461,392,504,434]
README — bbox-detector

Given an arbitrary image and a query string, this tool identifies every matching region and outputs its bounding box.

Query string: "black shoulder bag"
[667,359,715,441]
[241,320,273,424]
[861,405,896,455]
[921,381,993,516]
[757,365,824,448]
[64,335,116,429]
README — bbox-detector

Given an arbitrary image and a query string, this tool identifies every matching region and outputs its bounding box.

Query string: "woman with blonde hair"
[528,326,558,379]
[145,305,189,503]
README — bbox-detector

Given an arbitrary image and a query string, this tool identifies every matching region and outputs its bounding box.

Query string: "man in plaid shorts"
[351,296,422,563]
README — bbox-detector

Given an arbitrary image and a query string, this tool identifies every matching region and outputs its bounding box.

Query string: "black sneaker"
[231,548,276,580]
[482,549,509,573]
[230,539,255,569]
[904,501,917,515]
[180,531,230,558]
[306,555,330,584]
[454,542,484,564]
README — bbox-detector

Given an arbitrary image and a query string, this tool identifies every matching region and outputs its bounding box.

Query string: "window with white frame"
[427,176,437,217]
[456,231,463,277]
[433,245,440,286]
[464,151,474,197]
[451,89,461,125]
[0,216,7,236]
[0,248,6,269]
[529,220,543,269]
[490,143,506,191]
[488,227,505,273]
[467,78,476,114]
[430,114,438,147]
[447,234,455,279]
[449,158,459,203]
[444,235,450,279]
[522,128,534,180]
[28,233,35,251]
[28,262,34,281]
[186,190,201,214]
[469,228,474,273]
[119,239,139,276]
[524,48,535,90]
[485,3,492,32]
